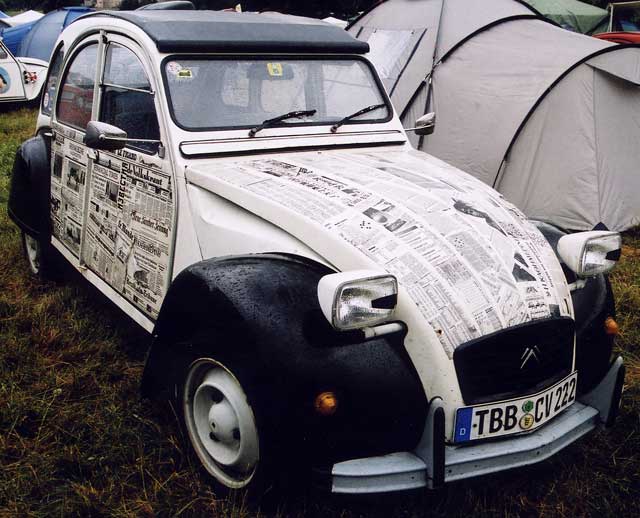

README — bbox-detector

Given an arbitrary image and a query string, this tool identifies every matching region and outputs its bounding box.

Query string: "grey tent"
[350,0,640,231]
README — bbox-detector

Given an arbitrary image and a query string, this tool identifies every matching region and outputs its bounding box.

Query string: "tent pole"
[418,0,445,150]
[493,159,508,190]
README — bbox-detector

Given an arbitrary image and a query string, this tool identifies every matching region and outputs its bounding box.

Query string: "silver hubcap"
[24,234,40,274]
[183,359,259,488]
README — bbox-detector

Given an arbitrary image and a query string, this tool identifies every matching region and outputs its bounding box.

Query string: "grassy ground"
[0,108,638,517]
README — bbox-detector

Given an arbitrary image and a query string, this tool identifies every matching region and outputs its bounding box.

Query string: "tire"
[176,353,283,504]
[21,231,52,280]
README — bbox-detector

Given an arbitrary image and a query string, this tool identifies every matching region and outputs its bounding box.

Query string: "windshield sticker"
[177,69,193,79]
[166,61,183,76]
[267,63,283,77]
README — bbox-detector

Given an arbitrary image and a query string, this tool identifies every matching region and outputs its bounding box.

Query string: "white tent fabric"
[350,0,640,231]
[7,10,43,27]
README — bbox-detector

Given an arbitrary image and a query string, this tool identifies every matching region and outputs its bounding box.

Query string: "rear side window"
[99,43,160,154]
[42,46,64,116]
[56,43,98,130]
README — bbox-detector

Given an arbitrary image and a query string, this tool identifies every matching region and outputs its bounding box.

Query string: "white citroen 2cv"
[8,8,625,498]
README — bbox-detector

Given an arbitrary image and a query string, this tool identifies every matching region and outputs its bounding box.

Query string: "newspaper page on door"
[84,149,173,318]
[50,126,87,258]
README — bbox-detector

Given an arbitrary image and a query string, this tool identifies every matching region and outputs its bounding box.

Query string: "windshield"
[163,57,390,131]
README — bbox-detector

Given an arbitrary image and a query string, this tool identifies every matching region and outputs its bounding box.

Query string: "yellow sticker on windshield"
[177,69,193,79]
[267,63,283,77]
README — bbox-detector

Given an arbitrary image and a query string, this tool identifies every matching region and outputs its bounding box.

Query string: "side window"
[41,45,64,116]
[100,43,160,154]
[57,43,98,130]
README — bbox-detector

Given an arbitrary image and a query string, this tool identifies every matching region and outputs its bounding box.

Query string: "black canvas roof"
[84,10,370,54]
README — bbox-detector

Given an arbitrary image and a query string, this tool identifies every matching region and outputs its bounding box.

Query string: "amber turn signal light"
[604,317,620,335]
[314,391,339,416]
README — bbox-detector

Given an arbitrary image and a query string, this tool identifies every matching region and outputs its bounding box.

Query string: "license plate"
[454,372,578,443]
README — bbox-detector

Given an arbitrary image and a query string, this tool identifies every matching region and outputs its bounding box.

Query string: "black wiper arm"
[330,103,387,134]
[248,109,317,137]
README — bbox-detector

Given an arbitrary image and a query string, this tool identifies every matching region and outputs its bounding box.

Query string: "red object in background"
[594,32,640,44]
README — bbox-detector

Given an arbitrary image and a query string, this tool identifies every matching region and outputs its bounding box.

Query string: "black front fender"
[8,134,51,238]
[534,221,616,394]
[142,253,428,463]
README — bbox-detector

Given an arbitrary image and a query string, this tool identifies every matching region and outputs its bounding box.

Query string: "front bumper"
[329,357,624,494]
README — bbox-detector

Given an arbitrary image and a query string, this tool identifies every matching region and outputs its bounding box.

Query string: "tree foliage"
[117,0,377,18]
[3,0,82,13]
[0,1,612,21]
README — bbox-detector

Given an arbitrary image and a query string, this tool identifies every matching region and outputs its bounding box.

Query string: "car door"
[87,35,176,322]
[0,39,26,102]
[50,33,176,328]
[50,38,99,262]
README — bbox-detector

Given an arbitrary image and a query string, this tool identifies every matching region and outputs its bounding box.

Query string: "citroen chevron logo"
[520,346,542,369]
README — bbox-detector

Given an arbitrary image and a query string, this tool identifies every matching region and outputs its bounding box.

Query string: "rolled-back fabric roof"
[350,0,640,230]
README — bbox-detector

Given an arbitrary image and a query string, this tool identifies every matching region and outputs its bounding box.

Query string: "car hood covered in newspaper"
[185,148,573,361]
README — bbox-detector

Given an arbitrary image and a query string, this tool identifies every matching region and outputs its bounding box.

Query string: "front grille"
[453,317,575,405]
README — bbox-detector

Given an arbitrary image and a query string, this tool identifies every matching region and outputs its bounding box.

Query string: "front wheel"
[180,357,272,497]
[21,232,50,279]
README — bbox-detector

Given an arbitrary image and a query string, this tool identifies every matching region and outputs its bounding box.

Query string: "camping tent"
[524,0,608,33]
[0,10,44,30]
[0,19,39,55]
[8,10,44,27]
[0,7,92,61]
[0,12,10,30]
[349,0,640,231]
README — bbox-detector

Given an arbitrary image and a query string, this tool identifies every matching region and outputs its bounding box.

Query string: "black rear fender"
[8,134,51,238]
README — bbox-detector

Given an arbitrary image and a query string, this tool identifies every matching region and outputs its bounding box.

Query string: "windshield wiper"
[330,103,387,134]
[248,109,317,137]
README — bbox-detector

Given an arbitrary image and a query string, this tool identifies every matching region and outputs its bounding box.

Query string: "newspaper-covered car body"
[0,38,46,105]
[8,9,625,497]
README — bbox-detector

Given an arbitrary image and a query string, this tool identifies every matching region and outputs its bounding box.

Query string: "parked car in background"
[0,38,46,105]
[8,8,626,501]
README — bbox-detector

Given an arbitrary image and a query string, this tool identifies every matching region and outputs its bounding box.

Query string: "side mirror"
[414,112,436,136]
[84,121,128,151]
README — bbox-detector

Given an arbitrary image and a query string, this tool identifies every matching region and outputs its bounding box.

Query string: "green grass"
[0,108,638,517]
